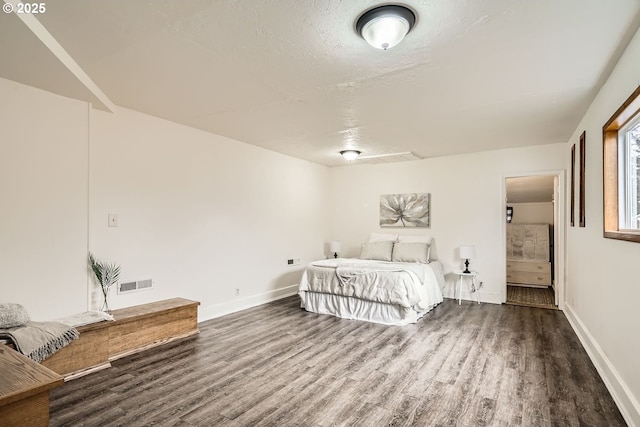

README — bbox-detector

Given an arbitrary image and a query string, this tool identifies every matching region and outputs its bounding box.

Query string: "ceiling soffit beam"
[3,0,116,112]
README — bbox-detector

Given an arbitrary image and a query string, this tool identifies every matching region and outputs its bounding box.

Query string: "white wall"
[509,202,554,224]
[0,78,89,320]
[563,26,640,427]
[0,76,330,322]
[89,107,329,319]
[327,144,566,304]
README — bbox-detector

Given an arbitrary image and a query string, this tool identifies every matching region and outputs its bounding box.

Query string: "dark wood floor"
[49,297,626,427]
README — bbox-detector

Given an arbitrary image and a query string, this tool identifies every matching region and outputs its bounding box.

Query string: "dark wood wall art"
[579,131,586,227]
[570,144,575,227]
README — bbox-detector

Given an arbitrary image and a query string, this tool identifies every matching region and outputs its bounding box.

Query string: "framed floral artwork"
[380,193,430,228]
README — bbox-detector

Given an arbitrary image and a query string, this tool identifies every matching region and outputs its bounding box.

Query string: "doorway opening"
[502,172,565,310]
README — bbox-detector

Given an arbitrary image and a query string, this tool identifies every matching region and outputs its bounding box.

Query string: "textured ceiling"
[1,0,640,166]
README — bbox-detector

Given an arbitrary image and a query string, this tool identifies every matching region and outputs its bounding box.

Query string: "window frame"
[603,85,640,242]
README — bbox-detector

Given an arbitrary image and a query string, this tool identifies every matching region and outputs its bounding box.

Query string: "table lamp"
[459,245,475,273]
[329,241,341,259]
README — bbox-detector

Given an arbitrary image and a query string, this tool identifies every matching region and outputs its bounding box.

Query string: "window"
[619,116,640,230]
[603,85,640,242]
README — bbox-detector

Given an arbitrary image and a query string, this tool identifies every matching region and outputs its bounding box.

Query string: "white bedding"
[298,258,444,325]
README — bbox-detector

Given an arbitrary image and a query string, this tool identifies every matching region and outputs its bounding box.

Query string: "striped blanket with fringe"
[0,321,79,362]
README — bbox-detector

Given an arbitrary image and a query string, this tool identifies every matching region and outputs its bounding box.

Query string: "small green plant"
[89,253,121,312]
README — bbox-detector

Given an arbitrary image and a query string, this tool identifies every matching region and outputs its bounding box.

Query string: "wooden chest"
[42,298,199,379]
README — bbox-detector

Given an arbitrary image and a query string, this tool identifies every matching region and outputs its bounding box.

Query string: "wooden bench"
[0,346,63,427]
[42,297,199,379]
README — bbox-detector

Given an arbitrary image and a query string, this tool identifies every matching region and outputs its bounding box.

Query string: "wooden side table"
[453,270,481,305]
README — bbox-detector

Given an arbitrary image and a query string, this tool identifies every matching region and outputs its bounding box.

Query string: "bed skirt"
[299,291,436,326]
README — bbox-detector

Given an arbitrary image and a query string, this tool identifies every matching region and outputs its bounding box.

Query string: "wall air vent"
[118,279,154,294]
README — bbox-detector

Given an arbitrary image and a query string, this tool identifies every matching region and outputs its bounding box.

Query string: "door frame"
[501,170,566,310]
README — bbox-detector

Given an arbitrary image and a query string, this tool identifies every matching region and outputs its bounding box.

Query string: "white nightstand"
[452,270,481,305]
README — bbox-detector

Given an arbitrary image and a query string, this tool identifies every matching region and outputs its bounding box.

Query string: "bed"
[298,234,445,325]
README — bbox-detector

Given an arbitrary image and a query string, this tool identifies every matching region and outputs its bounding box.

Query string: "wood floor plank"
[215,364,309,419]
[341,402,392,427]
[270,370,360,423]
[408,380,448,425]
[230,373,323,427]
[419,382,465,426]
[114,362,243,425]
[49,296,627,427]
[474,350,506,401]
[368,359,420,411]
[432,327,477,384]
[549,397,582,427]
[451,329,496,425]
[492,366,525,426]
[455,395,497,427]
[385,394,421,427]
[50,390,122,426]
[402,328,460,398]
[523,355,548,402]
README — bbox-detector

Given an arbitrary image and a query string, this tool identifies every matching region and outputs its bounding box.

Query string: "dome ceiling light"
[355,4,416,50]
[340,150,361,161]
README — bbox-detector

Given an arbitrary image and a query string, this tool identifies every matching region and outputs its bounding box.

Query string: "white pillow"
[392,242,430,263]
[0,303,30,328]
[397,234,431,244]
[369,233,398,242]
[360,241,393,261]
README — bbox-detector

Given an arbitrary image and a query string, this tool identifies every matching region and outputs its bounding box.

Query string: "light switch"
[108,213,118,227]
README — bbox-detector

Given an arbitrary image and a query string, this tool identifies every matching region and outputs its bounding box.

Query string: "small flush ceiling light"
[340,150,361,161]
[356,4,416,50]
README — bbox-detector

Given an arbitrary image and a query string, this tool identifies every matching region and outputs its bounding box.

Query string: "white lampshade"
[459,245,476,260]
[356,5,416,50]
[329,241,342,253]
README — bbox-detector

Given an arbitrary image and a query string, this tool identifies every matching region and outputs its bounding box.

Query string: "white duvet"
[299,258,444,312]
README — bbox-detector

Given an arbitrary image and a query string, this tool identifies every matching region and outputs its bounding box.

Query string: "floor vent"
[118,279,153,294]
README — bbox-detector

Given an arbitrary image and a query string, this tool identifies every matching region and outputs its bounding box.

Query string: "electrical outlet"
[235,288,240,296]
[287,258,300,266]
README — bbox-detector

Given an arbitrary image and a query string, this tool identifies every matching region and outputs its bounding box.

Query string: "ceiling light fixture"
[340,150,361,161]
[356,4,416,50]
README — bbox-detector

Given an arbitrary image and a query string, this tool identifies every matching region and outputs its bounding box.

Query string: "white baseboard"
[442,288,502,305]
[564,303,639,427]
[198,284,299,322]
[478,290,502,304]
